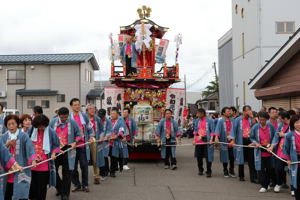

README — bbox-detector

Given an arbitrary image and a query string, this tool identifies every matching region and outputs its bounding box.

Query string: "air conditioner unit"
[0,91,7,98]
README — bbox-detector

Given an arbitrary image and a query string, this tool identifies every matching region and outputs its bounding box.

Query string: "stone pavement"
[47,139,292,200]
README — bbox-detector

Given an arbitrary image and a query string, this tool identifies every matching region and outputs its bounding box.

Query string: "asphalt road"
[47,138,293,200]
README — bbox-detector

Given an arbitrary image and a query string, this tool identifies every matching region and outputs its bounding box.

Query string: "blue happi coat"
[28,127,60,187]
[0,118,7,135]
[250,123,276,171]
[100,118,113,158]
[229,116,253,165]
[0,129,36,199]
[271,123,290,147]
[110,118,127,158]
[0,141,15,200]
[193,117,215,162]
[90,116,106,168]
[214,117,234,163]
[283,131,299,188]
[50,117,82,170]
[70,112,95,161]
[120,43,137,69]
[155,118,181,159]
[120,117,137,159]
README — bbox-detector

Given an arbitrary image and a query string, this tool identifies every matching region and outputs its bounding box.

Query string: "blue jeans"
[72,147,89,187]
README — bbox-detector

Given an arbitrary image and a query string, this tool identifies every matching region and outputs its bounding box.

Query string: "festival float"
[103,6,185,159]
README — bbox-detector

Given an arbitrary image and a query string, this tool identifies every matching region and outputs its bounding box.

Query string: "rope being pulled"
[0,140,296,178]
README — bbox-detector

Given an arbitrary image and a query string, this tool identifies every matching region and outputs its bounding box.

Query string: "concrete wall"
[218,32,234,109]
[80,61,95,105]
[231,0,300,111]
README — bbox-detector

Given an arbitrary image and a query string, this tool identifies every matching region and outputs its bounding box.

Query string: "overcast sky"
[0,0,232,91]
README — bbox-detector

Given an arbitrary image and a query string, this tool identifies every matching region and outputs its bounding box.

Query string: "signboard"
[103,87,124,116]
[166,88,185,127]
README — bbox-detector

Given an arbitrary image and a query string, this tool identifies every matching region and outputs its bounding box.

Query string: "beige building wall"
[22,96,56,117]
[0,65,25,109]
[80,61,95,104]
[26,64,50,89]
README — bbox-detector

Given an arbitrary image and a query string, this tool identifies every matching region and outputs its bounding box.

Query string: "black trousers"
[125,56,137,75]
[295,169,300,200]
[72,147,89,187]
[5,183,27,200]
[165,146,177,166]
[29,171,50,200]
[258,157,271,189]
[223,147,235,172]
[275,158,287,186]
[55,153,73,197]
[239,138,256,181]
[195,143,211,173]
[124,158,129,165]
[100,157,110,177]
[109,147,118,174]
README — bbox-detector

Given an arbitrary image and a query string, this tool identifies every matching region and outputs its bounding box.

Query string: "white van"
[4,109,20,117]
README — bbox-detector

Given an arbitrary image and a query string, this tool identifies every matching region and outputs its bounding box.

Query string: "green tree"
[202,76,219,98]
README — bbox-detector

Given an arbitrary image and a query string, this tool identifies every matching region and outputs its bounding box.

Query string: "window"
[276,22,295,34]
[27,100,35,109]
[57,94,65,102]
[7,70,25,84]
[41,100,50,108]
[85,70,92,83]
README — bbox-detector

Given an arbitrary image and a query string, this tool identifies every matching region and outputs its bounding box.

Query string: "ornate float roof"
[120,18,169,39]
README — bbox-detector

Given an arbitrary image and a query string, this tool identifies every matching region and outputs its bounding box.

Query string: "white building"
[231,0,300,111]
[218,29,233,109]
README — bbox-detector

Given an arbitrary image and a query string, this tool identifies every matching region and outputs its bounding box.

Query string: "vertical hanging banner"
[103,87,124,116]
[166,88,185,127]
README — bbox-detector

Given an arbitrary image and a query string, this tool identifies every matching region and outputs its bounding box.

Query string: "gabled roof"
[249,27,300,89]
[0,53,99,70]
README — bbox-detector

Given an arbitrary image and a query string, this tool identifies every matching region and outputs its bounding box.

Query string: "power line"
[186,67,214,89]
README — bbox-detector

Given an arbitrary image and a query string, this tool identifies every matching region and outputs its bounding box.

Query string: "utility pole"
[212,62,219,110]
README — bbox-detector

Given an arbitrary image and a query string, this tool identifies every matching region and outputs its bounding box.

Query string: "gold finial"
[137,5,152,19]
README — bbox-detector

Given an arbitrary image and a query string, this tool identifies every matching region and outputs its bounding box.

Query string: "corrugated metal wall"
[218,39,234,109]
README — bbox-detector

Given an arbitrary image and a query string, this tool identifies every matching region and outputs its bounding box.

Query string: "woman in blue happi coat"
[0,141,23,200]
[28,114,60,200]
[283,114,300,200]
[213,107,235,177]
[250,112,276,193]
[0,114,37,200]
[155,109,181,170]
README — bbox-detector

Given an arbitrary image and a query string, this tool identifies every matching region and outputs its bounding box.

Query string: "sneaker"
[224,171,229,178]
[259,188,267,193]
[282,184,289,189]
[229,170,236,178]
[291,191,295,196]
[239,177,245,182]
[94,178,100,185]
[274,185,281,193]
[171,165,177,170]
[100,176,106,181]
[82,187,90,192]
[110,173,116,178]
[198,171,204,176]
[123,165,130,170]
[72,186,82,192]
[164,165,170,169]
[206,172,212,178]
